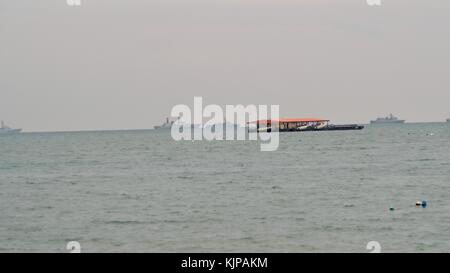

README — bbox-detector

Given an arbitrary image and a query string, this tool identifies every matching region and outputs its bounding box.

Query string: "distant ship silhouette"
[370,114,405,124]
[0,121,22,134]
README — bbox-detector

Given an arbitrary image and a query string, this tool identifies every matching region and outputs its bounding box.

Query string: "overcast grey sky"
[1,0,449,131]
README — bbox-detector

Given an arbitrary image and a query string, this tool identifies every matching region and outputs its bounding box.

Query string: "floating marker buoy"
[421,200,427,208]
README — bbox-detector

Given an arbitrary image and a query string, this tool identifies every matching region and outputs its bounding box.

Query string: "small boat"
[315,122,328,130]
[370,114,405,124]
[257,127,272,132]
[296,125,312,131]
[0,121,22,134]
[447,118,450,123]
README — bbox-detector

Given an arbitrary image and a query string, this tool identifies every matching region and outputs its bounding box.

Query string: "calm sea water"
[1,123,450,253]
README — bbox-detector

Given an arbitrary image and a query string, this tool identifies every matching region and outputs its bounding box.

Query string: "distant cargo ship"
[370,114,405,124]
[0,121,22,134]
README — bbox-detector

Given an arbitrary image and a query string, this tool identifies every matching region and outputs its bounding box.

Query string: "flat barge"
[249,118,364,132]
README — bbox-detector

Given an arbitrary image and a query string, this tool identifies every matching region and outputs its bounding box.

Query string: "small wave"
[177,176,194,180]
[104,220,146,225]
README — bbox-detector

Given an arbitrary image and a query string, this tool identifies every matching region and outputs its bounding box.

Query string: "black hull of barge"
[275,124,364,132]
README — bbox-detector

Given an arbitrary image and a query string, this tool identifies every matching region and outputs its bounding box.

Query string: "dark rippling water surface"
[1,123,450,252]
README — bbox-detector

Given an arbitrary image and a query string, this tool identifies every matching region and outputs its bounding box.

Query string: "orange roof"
[249,118,329,124]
